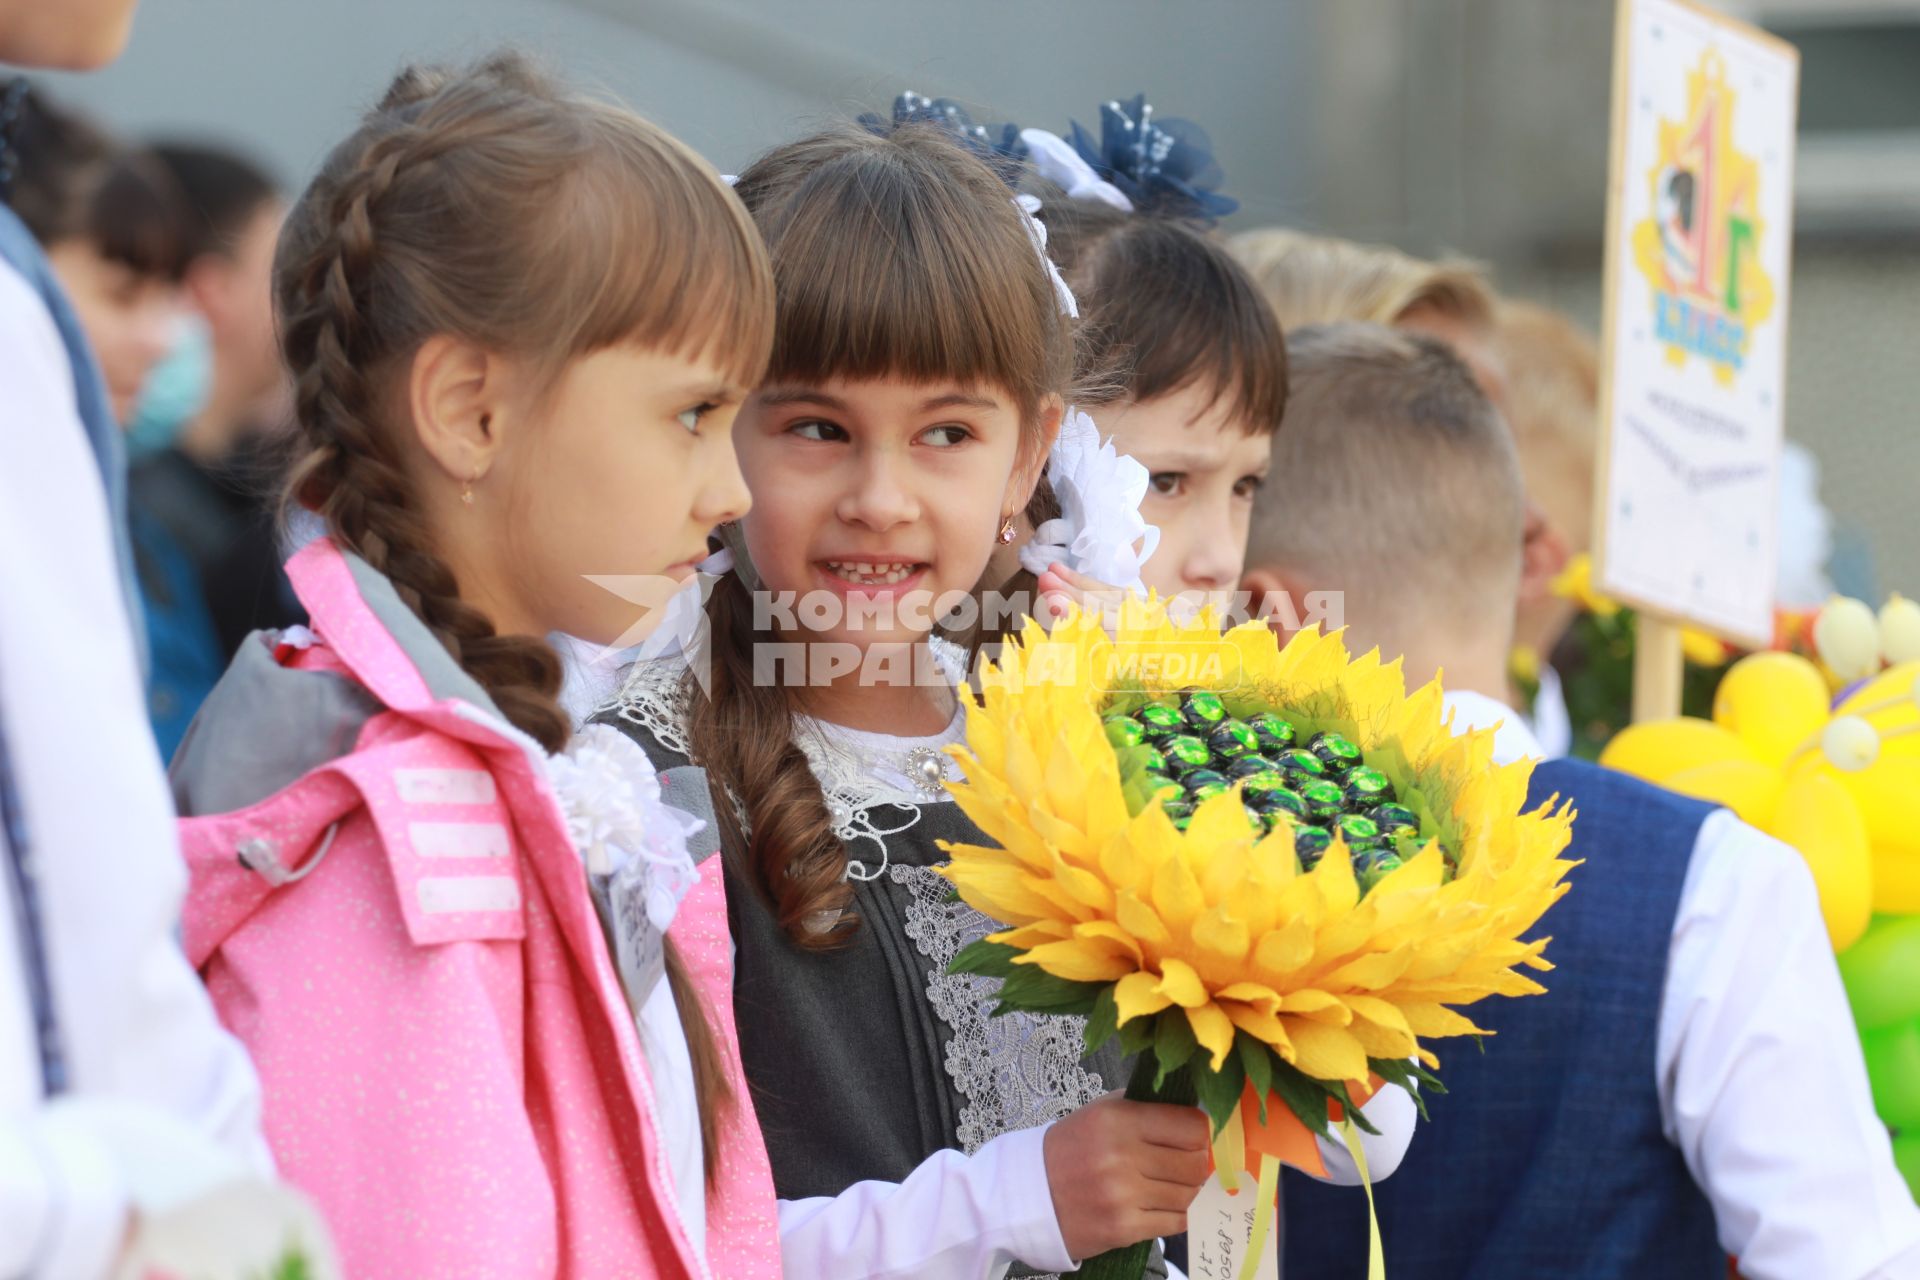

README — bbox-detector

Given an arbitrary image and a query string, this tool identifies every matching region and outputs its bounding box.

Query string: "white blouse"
[0,257,271,1277]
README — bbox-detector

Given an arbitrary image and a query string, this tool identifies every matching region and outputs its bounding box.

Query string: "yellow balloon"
[1836,755,1920,915]
[1600,718,1761,783]
[1663,759,1785,830]
[1838,757,1920,858]
[1872,848,1920,915]
[1714,653,1833,767]
[1837,661,1920,758]
[1769,770,1874,951]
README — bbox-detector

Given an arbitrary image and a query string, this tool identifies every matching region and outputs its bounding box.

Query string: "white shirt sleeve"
[776,1123,1078,1280]
[0,1107,127,1280]
[0,258,270,1278]
[1659,809,1920,1280]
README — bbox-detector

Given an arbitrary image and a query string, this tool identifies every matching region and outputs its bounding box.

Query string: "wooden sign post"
[1595,0,1800,720]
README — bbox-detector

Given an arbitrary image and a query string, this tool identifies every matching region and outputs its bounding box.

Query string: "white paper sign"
[1595,0,1800,647]
[1185,1170,1279,1280]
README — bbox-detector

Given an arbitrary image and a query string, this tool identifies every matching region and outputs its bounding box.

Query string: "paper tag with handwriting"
[1185,1169,1278,1280]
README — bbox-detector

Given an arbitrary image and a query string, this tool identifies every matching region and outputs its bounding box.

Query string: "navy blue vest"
[0,202,144,667]
[1284,758,1725,1279]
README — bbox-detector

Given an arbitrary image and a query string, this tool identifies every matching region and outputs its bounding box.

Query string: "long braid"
[281,81,568,753]
[689,573,858,947]
[275,53,765,1176]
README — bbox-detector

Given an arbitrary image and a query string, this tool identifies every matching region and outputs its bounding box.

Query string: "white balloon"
[1815,596,1881,681]
[1821,716,1881,773]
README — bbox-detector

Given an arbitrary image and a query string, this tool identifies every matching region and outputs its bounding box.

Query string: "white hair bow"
[1018,408,1160,592]
[1019,128,1134,213]
[1013,193,1078,318]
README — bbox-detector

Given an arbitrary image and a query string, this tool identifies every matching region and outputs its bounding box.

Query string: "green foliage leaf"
[1083,985,1121,1055]
[1192,1051,1247,1138]
[1152,1008,1198,1087]
[948,939,1020,979]
[256,1246,313,1280]
[1117,1011,1157,1057]
[1326,1077,1382,1137]
[1236,1032,1275,1125]
[1367,1057,1444,1122]
[990,962,1105,1017]
[1267,1058,1337,1140]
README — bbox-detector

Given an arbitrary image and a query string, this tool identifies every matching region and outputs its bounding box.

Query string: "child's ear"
[1517,500,1571,605]
[407,335,508,489]
[1005,395,1066,514]
[1241,564,1311,641]
[182,255,226,322]
[1244,571,1290,625]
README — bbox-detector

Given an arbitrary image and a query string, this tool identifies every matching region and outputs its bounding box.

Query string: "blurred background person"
[0,2,276,1273]
[129,141,301,663]
[9,82,224,756]
[1228,227,1579,753]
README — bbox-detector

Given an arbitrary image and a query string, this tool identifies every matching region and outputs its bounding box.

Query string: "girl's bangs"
[758,150,1055,410]
[556,123,774,391]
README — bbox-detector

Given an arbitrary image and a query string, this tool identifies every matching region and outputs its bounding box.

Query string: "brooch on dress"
[905,745,954,799]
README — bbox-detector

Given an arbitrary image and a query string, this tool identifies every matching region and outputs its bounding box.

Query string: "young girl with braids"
[169,54,784,1278]
[599,119,1212,1280]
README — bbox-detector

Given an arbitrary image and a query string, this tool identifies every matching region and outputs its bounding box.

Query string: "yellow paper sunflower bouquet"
[938,601,1578,1279]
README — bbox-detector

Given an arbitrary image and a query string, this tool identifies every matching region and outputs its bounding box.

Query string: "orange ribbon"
[1226,1074,1383,1181]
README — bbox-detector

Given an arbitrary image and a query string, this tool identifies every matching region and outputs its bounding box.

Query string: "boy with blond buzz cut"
[1225,226,1506,413]
[1228,230,1591,750]
[1254,322,1919,1280]
[1239,323,1526,717]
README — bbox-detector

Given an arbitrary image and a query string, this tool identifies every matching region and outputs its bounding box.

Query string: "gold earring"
[997,517,1016,544]
[461,469,477,506]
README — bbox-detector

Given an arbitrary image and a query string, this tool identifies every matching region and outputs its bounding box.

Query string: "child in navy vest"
[1241,322,1920,1279]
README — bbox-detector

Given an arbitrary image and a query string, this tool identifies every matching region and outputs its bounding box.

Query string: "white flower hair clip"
[1018,128,1135,213]
[1013,192,1078,319]
[1018,408,1161,591]
[549,724,704,1001]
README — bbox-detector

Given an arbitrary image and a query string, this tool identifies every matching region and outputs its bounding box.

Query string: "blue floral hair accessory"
[860,91,1026,185]
[1065,93,1237,224]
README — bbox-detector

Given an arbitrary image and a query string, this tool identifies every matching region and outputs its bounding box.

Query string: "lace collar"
[610,636,975,880]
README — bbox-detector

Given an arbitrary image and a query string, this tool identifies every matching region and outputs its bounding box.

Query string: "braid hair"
[275,50,775,1179]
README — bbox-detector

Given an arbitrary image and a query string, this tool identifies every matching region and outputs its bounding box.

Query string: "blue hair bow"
[1066,94,1238,223]
[861,91,1026,186]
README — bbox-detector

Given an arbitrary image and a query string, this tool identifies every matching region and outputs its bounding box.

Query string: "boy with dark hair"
[1247,323,1920,1280]
[1038,196,1288,605]
[135,141,301,661]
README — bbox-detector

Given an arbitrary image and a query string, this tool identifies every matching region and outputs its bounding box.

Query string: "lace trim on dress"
[610,638,979,884]
[889,864,1107,1155]
[610,656,696,761]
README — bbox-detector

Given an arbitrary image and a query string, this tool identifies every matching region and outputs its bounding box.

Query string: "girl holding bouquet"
[602,104,1413,1279]
[604,116,1210,1279]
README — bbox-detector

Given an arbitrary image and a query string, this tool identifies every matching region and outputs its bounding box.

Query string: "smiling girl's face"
[734,375,1047,652]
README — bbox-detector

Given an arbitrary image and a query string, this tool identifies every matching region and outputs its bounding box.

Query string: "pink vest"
[177,539,781,1278]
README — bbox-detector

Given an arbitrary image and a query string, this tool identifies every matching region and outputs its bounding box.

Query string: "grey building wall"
[37,0,1919,596]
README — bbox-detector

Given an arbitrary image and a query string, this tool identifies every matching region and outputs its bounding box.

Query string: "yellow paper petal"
[1187,1002,1238,1071]
[1115,970,1174,1024]
[1283,1017,1370,1083]
[1156,958,1210,1009]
